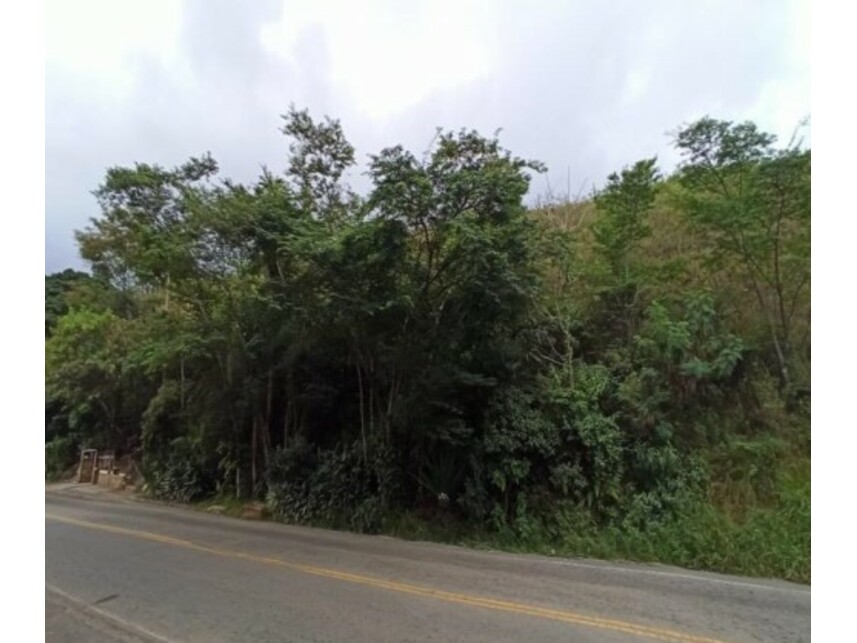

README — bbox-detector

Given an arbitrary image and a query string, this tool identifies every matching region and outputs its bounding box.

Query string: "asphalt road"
[45,486,810,643]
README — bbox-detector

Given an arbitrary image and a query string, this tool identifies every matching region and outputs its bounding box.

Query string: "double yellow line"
[46,513,724,643]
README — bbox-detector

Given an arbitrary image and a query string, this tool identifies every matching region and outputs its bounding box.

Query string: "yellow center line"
[46,513,724,643]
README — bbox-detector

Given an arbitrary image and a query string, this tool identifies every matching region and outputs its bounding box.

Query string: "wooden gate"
[77,449,98,483]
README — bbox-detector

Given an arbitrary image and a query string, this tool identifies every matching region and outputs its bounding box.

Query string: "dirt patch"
[239,502,269,520]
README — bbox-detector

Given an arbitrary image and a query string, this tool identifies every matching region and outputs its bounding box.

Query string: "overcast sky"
[46,0,810,273]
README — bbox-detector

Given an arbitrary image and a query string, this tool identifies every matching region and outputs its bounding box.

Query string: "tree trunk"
[251,416,258,496]
[369,364,375,436]
[180,356,185,410]
[356,361,368,464]
[283,398,290,450]
[749,276,791,389]
[382,371,402,446]
[263,371,273,467]
[283,371,292,449]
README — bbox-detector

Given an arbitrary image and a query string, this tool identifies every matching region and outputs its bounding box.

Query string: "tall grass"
[381,462,810,583]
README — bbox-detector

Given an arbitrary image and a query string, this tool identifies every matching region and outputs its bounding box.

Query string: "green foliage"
[413,448,466,503]
[673,117,810,391]
[45,269,90,336]
[383,462,809,583]
[141,381,183,458]
[545,363,625,514]
[146,438,216,503]
[593,158,660,276]
[483,389,558,492]
[636,293,745,391]
[266,440,400,533]
[45,436,77,481]
[281,105,357,223]
[709,435,788,514]
[46,308,151,451]
[45,112,810,581]
[557,464,810,583]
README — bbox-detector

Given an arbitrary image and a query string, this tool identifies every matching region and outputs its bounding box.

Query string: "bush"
[552,467,810,583]
[709,435,788,516]
[266,440,400,533]
[45,436,77,480]
[149,459,214,503]
[146,438,216,503]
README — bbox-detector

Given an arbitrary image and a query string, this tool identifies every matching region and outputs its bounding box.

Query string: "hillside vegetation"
[45,111,810,581]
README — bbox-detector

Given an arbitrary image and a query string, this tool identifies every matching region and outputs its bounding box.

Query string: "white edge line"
[480,552,811,594]
[46,583,173,643]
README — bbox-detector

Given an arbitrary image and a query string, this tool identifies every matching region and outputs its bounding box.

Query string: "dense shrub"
[45,436,77,480]
[266,440,401,533]
[146,438,216,503]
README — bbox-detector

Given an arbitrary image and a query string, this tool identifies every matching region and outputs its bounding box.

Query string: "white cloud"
[46,0,183,96]
[260,0,496,119]
[746,0,811,145]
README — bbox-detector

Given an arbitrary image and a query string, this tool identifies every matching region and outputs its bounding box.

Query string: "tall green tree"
[674,118,810,390]
[588,157,662,347]
[593,158,660,279]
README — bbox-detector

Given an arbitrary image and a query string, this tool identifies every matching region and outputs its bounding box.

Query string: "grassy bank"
[183,462,809,584]
[384,471,810,584]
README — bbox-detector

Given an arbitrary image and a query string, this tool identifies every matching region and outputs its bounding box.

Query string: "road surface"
[46,486,810,642]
